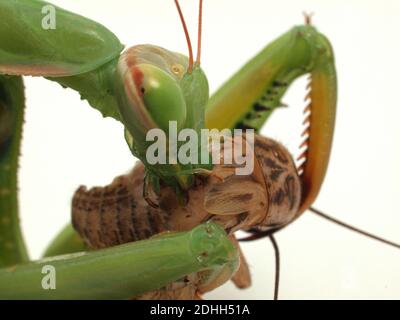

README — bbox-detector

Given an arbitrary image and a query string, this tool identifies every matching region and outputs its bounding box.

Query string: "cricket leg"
[230,235,251,289]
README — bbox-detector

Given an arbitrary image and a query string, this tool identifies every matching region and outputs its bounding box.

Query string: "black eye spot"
[141,87,145,94]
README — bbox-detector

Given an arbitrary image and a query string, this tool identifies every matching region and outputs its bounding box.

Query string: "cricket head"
[115,0,208,141]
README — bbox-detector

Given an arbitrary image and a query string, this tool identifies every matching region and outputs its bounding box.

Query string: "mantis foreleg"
[206,22,337,217]
[0,222,238,299]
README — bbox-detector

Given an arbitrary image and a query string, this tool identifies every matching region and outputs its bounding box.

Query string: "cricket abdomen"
[71,164,170,249]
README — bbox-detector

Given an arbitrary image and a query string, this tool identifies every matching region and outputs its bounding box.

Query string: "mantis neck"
[48,58,122,121]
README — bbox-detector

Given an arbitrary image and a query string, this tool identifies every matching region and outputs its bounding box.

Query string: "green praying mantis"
[0,0,399,299]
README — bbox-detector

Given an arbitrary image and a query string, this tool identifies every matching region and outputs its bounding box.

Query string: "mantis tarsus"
[0,0,400,300]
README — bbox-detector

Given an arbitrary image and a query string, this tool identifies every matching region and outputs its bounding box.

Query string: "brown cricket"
[71,134,301,299]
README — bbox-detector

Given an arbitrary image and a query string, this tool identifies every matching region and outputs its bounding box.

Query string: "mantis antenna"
[195,0,203,66]
[303,11,314,25]
[174,0,194,73]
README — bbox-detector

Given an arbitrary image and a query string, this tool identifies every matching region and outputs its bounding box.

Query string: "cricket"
[0,0,399,300]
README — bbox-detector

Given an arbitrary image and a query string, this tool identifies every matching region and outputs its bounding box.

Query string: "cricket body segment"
[253,136,302,228]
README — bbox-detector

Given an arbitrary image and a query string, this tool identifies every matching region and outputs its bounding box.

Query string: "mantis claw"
[296,34,337,215]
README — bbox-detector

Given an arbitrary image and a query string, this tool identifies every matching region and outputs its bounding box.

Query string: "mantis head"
[116,0,208,142]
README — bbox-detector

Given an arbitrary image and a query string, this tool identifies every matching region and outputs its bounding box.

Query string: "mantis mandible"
[0,0,399,299]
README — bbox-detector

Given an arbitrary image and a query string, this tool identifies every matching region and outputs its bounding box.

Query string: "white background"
[18,0,400,299]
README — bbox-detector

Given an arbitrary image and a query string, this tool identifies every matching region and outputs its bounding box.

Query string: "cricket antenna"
[195,0,203,66]
[174,0,194,73]
[238,229,281,300]
[310,207,400,249]
[269,235,280,300]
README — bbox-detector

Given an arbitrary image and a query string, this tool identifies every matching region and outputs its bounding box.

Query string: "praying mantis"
[0,0,400,300]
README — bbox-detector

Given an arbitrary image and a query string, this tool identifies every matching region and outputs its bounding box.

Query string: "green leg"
[0,222,238,299]
[205,24,336,135]
[0,75,29,267]
[42,224,87,258]
[205,24,337,214]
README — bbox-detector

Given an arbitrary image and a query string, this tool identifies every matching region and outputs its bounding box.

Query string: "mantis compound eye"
[116,45,189,137]
[136,63,186,133]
